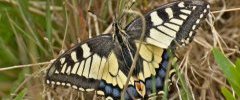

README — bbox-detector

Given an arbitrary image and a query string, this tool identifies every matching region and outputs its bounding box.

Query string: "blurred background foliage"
[0,0,239,100]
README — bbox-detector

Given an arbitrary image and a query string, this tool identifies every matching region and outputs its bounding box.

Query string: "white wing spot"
[189,31,193,37]
[106,96,114,100]
[55,70,59,74]
[66,83,71,87]
[150,11,163,26]
[178,2,184,7]
[179,14,188,20]
[196,19,200,24]
[56,82,61,85]
[200,14,204,18]
[71,51,78,62]
[192,25,196,30]
[164,23,180,31]
[203,9,207,13]
[79,87,85,91]
[60,58,65,64]
[157,26,176,37]
[86,88,94,91]
[185,38,190,44]
[46,80,50,84]
[81,44,91,58]
[165,8,173,19]
[146,37,168,49]
[51,81,55,85]
[97,91,105,95]
[181,39,185,43]
[192,6,196,10]
[170,19,183,25]
[207,5,210,9]
[180,9,191,14]
[149,28,173,47]
[72,85,78,89]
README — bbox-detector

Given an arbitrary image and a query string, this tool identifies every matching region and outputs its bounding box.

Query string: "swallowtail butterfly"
[46,0,210,99]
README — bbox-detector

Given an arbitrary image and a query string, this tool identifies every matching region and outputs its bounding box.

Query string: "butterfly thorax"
[113,24,143,77]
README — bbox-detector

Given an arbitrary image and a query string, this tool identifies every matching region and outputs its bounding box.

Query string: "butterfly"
[46,0,210,99]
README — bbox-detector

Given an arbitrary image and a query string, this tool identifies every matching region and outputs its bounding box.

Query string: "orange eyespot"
[135,81,146,97]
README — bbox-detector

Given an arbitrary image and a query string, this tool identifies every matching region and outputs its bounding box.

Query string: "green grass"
[213,48,240,100]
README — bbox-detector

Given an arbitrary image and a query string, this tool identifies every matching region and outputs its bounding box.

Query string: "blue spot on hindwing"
[125,86,141,99]
[161,60,168,69]
[145,79,152,95]
[105,85,112,95]
[158,69,166,78]
[99,81,105,89]
[112,88,120,98]
[155,76,163,89]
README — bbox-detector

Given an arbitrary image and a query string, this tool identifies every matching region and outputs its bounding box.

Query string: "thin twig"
[0,62,51,71]
[211,7,240,14]
[61,3,69,51]
[87,0,94,39]
[88,12,100,36]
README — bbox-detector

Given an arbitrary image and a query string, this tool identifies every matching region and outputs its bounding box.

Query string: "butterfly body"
[46,0,210,99]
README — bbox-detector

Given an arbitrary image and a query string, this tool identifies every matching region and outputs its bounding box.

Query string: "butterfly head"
[113,22,130,46]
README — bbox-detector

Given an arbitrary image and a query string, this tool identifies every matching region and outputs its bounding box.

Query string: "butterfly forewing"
[46,34,115,89]
[125,0,210,49]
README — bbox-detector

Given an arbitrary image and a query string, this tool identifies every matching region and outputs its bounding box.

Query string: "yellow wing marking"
[77,61,85,76]
[97,57,107,79]
[61,63,67,73]
[71,62,80,74]
[143,61,151,78]
[89,54,102,79]
[101,51,135,88]
[108,52,119,76]
[83,57,92,78]
[136,42,153,62]
[135,43,164,81]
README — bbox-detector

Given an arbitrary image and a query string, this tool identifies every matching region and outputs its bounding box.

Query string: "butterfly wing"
[46,34,116,90]
[125,0,210,49]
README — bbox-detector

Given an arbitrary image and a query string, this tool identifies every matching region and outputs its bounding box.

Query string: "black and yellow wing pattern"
[46,0,210,99]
